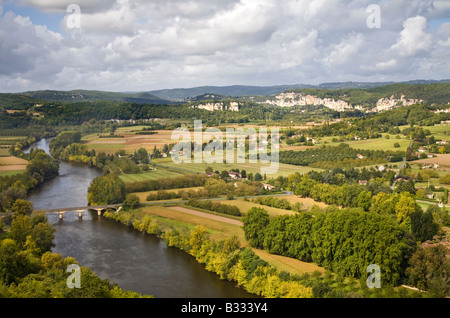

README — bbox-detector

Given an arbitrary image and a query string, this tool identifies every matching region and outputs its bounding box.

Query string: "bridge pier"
[77,210,84,218]
[58,212,64,220]
[94,208,103,216]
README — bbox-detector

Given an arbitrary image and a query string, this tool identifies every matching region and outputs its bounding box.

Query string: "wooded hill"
[19,90,172,105]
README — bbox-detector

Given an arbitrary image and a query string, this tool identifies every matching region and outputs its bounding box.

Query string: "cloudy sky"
[0,0,449,93]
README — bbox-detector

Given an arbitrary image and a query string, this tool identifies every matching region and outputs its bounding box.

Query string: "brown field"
[276,195,330,210]
[83,130,177,154]
[0,156,28,172]
[253,249,325,276]
[415,154,450,172]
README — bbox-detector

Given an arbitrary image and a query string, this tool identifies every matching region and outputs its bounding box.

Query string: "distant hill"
[2,80,449,108]
[19,90,172,104]
[148,85,314,100]
[148,80,450,101]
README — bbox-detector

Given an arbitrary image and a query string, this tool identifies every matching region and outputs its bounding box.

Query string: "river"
[26,138,254,298]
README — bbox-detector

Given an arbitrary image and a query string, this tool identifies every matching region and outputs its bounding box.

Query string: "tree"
[0,239,33,285]
[135,148,149,164]
[10,215,32,247]
[220,170,229,179]
[406,245,450,297]
[442,188,448,204]
[357,190,372,211]
[406,146,417,161]
[205,166,213,174]
[439,174,450,185]
[394,194,417,224]
[254,173,262,181]
[87,174,126,206]
[11,199,33,216]
[396,179,416,195]
[30,222,56,254]
[242,207,270,248]
[123,194,140,210]
[410,209,439,242]
[416,173,423,182]
[0,187,27,212]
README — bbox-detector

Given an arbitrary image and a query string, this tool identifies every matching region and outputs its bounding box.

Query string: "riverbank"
[103,207,315,298]
[102,205,430,299]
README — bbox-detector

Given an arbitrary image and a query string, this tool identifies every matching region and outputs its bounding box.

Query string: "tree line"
[242,205,447,295]
[279,143,402,169]
[185,198,241,217]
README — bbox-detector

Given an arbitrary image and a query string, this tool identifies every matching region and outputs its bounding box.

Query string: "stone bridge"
[41,204,123,220]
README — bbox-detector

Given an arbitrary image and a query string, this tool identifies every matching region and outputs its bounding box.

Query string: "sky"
[0,0,449,93]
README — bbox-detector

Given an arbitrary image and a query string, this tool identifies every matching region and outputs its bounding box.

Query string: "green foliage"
[280,144,399,169]
[125,174,208,193]
[11,199,33,216]
[123,194,140,210]
[439,174,450,185]
[406,245,450,297]
[263,213,314,262]
[252,197,293,210]
[0,148,59,209]
[186,199,241,216]
[395,179,416,195]
[0,211,149,298]
[243,207,416,285]
[87,174,126,206]
[242,207,270,249]
[410,210,439,242]
[294,174,365,208]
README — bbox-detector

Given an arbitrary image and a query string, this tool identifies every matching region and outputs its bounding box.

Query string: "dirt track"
[168,206,243,227]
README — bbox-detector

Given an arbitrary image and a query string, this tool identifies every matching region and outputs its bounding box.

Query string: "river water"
[26,139,253,298]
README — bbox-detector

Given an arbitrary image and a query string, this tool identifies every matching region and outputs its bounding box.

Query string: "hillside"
[19,90,172,105]
[148,80,450,101]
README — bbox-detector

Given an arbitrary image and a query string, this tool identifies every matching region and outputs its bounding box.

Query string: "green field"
[153,157,322,178]
[424,125,450,140]
[118,167,186,183]
[319,134,411,152]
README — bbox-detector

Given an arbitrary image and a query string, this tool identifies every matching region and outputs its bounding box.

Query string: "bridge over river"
[38,204,123,219]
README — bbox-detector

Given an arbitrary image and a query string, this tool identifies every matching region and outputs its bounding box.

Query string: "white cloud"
[324,33,365,67]
[0,0,449,92]
[391,16,433,57]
